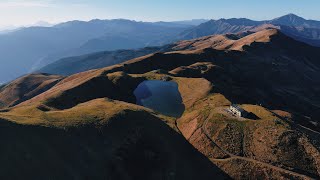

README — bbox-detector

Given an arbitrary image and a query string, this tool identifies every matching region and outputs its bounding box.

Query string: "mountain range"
[0,19,193,83]
[38,46,172,75]
[0,26,319,179]
[1,14,320,84]
[37,14,320,78]
[177,13,320,44]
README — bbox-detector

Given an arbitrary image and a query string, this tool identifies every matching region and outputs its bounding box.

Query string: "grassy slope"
[178,93,320,178]
[0,71,228,179]
[0,28,319,179]
[0,73,63,108]
[0,98,228,179]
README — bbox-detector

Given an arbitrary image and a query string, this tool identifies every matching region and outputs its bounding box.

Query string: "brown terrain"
[0,73,63,108]
[0,28,319,179]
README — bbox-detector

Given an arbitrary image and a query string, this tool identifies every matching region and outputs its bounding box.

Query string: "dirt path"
[174,106,315,179]
[200,112,314,179]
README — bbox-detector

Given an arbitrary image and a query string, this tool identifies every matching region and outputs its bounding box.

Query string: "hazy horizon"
[1,13,319,32]
[0,0,319,29]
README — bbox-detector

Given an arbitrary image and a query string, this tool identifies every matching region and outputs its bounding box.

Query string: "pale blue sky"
[0,0,319,28]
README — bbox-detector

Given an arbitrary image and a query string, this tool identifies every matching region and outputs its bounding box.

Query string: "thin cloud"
[0,1,53,8]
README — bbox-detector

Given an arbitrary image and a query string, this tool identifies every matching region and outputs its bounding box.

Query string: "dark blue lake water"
[134,80,185,117]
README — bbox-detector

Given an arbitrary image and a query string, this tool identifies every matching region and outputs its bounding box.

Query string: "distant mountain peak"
[279,13,305,19]
[200,18,259,27]
[286,13,303,17]
[271,14,306,25]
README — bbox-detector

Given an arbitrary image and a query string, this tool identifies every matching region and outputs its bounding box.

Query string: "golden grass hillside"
[0,75,228,179]
[0,98,228,179]
[0,28,319,179]
[171,29,279,52]
[0,73,63,108]
[0,71,211,127]
[177,93,320,178]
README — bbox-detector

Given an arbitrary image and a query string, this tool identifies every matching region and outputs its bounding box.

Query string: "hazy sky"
[0,0,319,28]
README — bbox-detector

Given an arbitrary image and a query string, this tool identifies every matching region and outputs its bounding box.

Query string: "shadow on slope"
[0,109,229,180]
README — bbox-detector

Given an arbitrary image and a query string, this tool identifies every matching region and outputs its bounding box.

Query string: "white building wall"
[230,105,242,117]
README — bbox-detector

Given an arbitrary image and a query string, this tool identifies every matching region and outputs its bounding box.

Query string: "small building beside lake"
[230,104,248,117]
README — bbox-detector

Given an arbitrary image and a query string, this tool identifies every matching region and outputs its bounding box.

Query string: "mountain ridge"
[177,14,320,46]
[39,25,320,77]
[1,28,320,178]
[0,19,192,83]
[2,14,320,83]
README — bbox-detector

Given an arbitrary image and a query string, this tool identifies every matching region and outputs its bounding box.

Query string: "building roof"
[231,104,245,113]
